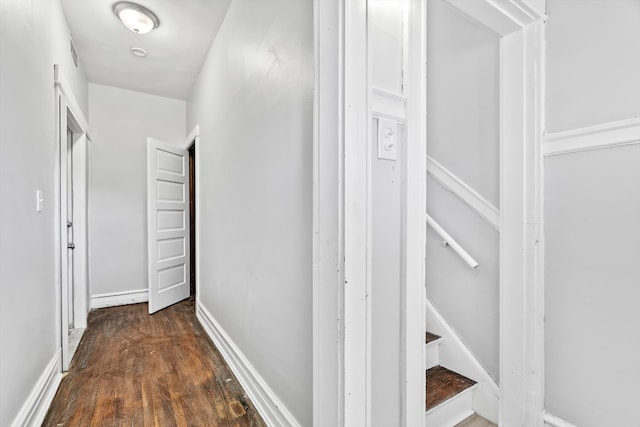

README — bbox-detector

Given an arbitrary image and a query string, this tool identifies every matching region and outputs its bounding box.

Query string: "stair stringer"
[426,298,500,424]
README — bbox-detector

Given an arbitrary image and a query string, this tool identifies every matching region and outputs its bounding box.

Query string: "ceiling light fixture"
[112,2,159,34]
[130,47,148,57]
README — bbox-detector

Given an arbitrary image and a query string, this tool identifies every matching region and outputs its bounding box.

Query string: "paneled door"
[147,138,190,314]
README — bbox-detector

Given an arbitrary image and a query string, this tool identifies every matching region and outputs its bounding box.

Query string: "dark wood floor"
[43,298,266,427]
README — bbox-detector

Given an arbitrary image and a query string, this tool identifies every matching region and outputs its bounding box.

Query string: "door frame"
[312,1,345,425]
[312,0,373,425]
[183,125,200,302]
[403,0,427,425]
[54,64,90,371]
[439,1,546,425]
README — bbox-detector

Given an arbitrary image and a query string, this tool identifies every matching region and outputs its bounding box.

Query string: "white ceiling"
[61,0,231,100]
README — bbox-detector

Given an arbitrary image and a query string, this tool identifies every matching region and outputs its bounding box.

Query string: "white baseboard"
[426,298,500,424]
[196,301,301,427]
[11,350,62,427]
[90,289,148,309]
[543,411,577,427]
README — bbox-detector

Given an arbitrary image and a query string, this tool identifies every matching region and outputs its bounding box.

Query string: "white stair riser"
[425,385,476,427]
[426,340,441,370]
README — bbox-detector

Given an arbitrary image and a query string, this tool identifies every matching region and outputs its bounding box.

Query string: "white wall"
[426,176,500,379]
[186,0,313,424]
[545,145,640,426]
[51,1,88,116]
[427,0,500,208]
[88,83,186,299]
[544,1,640,424]
[370,0,404,96]
[0,0,88,424]
[546,0,640,133]
[425,0,501,381]
[371,119,403,427]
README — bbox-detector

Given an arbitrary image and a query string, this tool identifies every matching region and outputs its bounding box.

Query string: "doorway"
[56,64,90,371]
[62,113,89,370]
[189,143,196,297]
[66,125,80,359]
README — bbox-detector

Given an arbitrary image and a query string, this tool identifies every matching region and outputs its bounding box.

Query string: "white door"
[147,138,190,314]
[67,128,75,329]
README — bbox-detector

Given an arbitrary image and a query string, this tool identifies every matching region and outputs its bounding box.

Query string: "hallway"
[43,299,265,427]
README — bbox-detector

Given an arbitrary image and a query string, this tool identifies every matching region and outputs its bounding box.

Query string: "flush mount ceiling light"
[112,2,159,34]
[130,47,148,57]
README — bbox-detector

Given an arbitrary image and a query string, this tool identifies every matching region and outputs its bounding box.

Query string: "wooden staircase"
[426,332,495,427]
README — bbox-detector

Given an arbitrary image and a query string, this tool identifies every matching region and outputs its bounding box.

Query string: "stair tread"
[426,331,441,343]
[426,365,476,411]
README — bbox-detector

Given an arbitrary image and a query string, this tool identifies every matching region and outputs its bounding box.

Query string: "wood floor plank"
[43,298,266,427]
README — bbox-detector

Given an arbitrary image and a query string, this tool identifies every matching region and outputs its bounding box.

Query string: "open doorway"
[63,110,89,370]
[55,65,90,371]
[188,143,196,298]
[66,124,81,361]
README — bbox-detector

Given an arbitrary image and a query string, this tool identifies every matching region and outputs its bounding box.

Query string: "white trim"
[425,299,500,424]
[90,289,148,309]
[371,88,406,121]
[312,0,345,425]
[542,411,577,427]
[402,0,427,425]
[187,127,201,306]
[543,117,640,157]
[53,65,89,135]
[10,350,62,427]
[499,29,529,427]
[524,21,546,427]
[425,336,442,370]
[427,156,500,230]
[343,0,371,425]
[183,125,200,304]
[54,88,68,371]
[183,124,200,150]
[196,301,301,427]
[445,0,541,37]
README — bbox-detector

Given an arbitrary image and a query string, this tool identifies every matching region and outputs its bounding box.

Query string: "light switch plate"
[378,118,398,161]
[36,190,44,212]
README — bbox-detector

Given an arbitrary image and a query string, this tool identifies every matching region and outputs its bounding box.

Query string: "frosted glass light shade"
[112,2,159,34]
